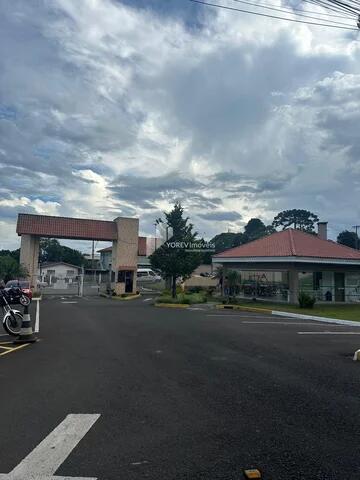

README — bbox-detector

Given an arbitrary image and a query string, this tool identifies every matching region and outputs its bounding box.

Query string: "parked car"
[136,268,162,282]
[5,280,33,300]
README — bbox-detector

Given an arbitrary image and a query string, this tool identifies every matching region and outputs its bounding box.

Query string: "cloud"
[1,0,360,249]
[197,211,243,222]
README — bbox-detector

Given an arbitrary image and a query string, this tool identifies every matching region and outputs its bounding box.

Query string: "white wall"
[38,264,80,284]
[345,272,360,303]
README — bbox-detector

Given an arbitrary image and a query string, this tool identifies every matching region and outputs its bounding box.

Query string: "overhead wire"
[230,0,355,18]
[229,0,356,25]
[303,0,360,16]
[188,0,360,29]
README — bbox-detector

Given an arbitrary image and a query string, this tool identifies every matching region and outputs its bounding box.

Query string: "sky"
[1,0,360,254]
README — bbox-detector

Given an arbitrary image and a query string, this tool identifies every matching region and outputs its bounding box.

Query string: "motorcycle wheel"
[19,295,31,306]
[3,311,23,336]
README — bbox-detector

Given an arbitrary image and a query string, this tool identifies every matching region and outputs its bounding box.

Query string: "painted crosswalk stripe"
[0,413,100,479]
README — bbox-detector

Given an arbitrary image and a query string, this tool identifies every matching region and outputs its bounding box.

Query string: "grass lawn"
[231,299,360,321]
[156,292,207,305]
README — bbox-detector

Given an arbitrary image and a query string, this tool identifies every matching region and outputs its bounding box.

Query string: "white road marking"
[241,321,342,326]
[207,314,293,319]
[297,331,360,335]
[61,301,78,304]
[0,413,100,480]
[143,298,152,302]
[35,299,40,333]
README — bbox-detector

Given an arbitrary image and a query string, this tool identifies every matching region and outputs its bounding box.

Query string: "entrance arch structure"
[16,213,139,295]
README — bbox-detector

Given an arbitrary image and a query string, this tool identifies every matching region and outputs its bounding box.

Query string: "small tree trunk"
[171,276,177,298]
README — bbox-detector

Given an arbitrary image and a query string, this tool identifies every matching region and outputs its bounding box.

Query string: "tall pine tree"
[150,203,202,298]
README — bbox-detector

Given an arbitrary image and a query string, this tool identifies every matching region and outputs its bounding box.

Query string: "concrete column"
[288,268,299,304]
[19,234,40,290]
[112,217,139,295]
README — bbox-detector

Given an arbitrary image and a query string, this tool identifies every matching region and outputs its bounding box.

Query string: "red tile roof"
[214,228,360,260]
[17,213,117,241]
[98,236,147,256]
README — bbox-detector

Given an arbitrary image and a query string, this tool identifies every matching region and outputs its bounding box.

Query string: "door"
[334,273,345,302]
[125,271,133,293]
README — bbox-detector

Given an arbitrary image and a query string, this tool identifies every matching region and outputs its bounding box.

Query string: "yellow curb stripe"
[215,304,271,313]
[112,294,141,301]
[0,345,13,351]
[155,303,189,308]
[0,343,30,357]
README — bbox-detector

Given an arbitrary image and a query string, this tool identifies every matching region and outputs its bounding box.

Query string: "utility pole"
[352,225,360,250]
[92,240,95,281]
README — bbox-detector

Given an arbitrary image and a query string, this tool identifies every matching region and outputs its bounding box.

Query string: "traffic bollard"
[13,304,37,344]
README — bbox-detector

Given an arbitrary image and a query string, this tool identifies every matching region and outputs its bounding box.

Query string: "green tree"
[40,239,85,266]
[0,248,20,262]
[337,230,359,249]
[150,203,202,298]
[226,269,240,299]
[243,218,275,242]
[0,256,27,283]
[211,232,238,253]
[272,209,319,233]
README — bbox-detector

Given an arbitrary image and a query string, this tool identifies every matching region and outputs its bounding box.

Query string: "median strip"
[155,303,189,308]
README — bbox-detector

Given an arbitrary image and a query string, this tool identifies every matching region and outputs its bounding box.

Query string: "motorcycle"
[0,287,23,336]
[3,286,31,307]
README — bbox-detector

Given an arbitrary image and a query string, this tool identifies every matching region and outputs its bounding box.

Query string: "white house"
[38,262,82,289]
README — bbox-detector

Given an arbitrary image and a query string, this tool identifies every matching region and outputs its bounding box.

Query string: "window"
[137,272,148,277]
[47,270,55,275]
[66,270,75,276]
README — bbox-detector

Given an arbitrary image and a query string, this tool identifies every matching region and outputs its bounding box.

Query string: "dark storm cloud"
[110,172,203,208]
[197,211,243,221]
[1,0,359,248]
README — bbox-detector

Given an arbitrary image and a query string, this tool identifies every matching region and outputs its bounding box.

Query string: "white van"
[136,268,162,282]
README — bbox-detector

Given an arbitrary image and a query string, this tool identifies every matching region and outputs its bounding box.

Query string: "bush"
[185,286,203,293]
[156,292,207,305]
[162,285,183,296]
[156,294,190,304]
[188,292,206,304]
[298,291,316,309]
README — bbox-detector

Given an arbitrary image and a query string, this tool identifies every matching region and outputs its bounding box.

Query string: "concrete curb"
[272,310,360,327]
[215,304,360,326]
[216,304,272,313]
[155,303,189,308]
[112,294,141,301]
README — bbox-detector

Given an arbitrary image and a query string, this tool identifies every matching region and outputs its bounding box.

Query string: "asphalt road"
[1,296,360,479]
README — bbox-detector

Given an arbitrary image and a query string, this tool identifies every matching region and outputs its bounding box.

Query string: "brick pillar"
[19,234,40,291]
[112,218,139,294]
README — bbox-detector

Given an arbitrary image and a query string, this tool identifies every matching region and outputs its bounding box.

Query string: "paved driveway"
[1,297,359,479]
